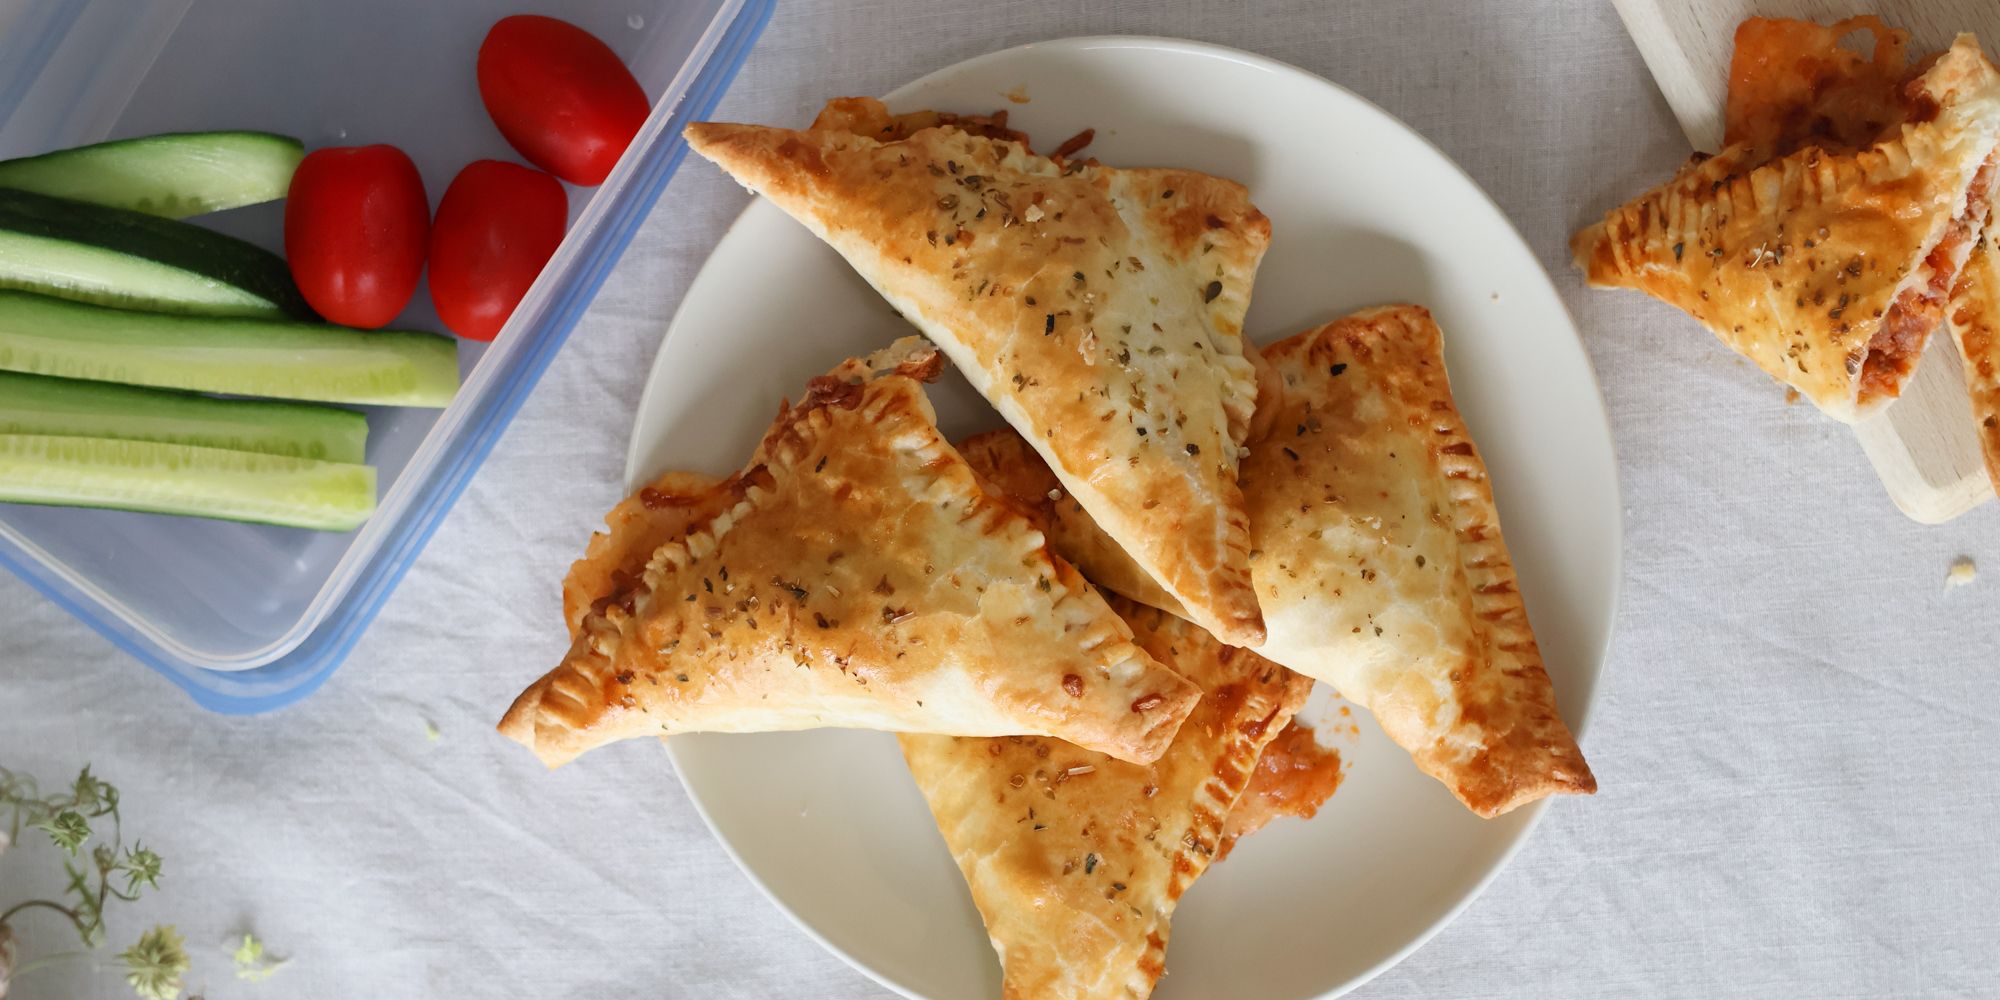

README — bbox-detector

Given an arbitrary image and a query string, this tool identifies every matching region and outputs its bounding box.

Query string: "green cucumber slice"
[0,434,375,531]
[0,290,458,407]
[0,371,367,463]
[0,131,304,219]
[0,187,312,318]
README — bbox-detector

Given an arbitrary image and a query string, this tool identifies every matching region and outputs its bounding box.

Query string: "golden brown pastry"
[1247,307,1593,815]
[900,598,1312,1000]
[500,339,1200,767]
[1948,236,2000,496]
[959,308,1595,817]
[684,99,1271,647]
[1573,32,2000,422]
[957,429,1180,615]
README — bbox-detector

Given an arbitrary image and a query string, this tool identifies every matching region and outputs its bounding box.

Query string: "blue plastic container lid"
[0,0,775,712]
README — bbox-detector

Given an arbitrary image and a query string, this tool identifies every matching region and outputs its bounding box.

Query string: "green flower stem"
[0,899,86,935]
[10,949,90,978]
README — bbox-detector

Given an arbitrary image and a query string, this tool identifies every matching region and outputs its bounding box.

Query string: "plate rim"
[635,32,1622,1000]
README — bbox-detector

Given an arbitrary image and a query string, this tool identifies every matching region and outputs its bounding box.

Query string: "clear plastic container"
[0,0,774,712]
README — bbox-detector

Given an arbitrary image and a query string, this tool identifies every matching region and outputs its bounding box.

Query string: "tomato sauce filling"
[1725,16,1916,155]
[1860,155,1997,403]
[1216,720,1344,861]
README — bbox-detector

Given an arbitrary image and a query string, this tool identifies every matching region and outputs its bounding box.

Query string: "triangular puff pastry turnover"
[900,597,1312,1000]
[685,98,1270,647]
[1246,307,1593,815]
[500,339,1201,767]
[1948,236,2000,496]
[957,308,1594,817]
[1572,32,2000,422]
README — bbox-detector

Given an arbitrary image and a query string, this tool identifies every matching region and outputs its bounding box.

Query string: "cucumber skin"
[0,433,376,532]
[0,187,314,319]
[0,290,459,408]
[0,370,367,463]
[0,131,304,219]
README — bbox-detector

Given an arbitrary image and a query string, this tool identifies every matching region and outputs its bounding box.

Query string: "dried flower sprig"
[0,765,185,1000]
[232,933,287,982]
[118,926,188,1000]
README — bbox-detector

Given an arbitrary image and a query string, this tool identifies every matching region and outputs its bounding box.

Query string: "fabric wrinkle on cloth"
[1,2,1997,998]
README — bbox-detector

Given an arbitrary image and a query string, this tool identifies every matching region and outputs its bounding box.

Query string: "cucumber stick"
[0,371,367,463]
[0,290,459,407]
[0,187,311,318]
[0,434,375,531]
[0,131,304,219]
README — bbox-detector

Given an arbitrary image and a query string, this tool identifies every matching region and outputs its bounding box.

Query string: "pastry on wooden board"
[957,307,1594,818]
[900,597,1312,1000]
[1723,15,1918,157]
[1573,25,2000,423]
[1947,236,2000,495]
[500,339,1200,767]
[685,98,1272,648]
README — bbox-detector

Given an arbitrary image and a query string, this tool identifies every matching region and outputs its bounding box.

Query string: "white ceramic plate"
[628,36,1619,1000]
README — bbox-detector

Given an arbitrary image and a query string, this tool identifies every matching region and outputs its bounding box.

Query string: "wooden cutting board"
[1611,0,1997,522]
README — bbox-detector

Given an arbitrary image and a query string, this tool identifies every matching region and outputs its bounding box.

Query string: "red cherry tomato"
[427,160,567,341]
[477,15,649,186]
[283,145,429,328]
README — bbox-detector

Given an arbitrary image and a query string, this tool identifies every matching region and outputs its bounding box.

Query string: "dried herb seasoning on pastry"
[959,306,1595,817]
[500,338,1200,767]
[684,98,1271,647]
[899,598,1312,1000]
[1947,236,2000,495]
[1573,21,2000,423]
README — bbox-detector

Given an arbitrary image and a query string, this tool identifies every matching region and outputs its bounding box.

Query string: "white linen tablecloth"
[3,1,1997,997]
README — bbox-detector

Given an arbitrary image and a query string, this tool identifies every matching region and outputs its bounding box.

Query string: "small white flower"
[232,933,289,982]
[119,925,188,1000]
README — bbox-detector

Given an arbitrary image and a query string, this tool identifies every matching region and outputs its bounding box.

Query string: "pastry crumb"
[1945,556,1977,590]
[1003,85,1030,104]
[424,719,442,743]
[1784,388,1801,404]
